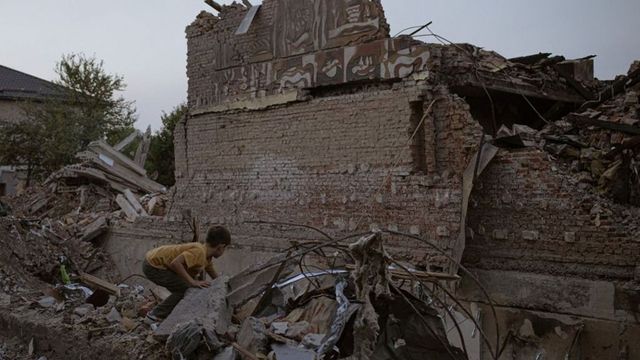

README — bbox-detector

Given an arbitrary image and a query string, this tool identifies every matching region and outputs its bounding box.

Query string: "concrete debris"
[270,343,316,360]
[283,321,313,341]
[214,346,238,360]
[270,322,288,336]
[106,307,123,323]
[155,276,231,338]
[166,320,224,360]
[301,333,325,349]
[36,296,57,309]
[350,233,389,359]
[2,1,640,359]
[73,304,94,317]
[237,317,269,358]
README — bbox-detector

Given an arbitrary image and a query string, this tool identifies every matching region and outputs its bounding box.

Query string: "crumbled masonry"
[1,0,640,359]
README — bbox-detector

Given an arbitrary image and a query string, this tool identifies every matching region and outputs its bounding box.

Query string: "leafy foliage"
[145,104,187,187]
[0,54,137,183]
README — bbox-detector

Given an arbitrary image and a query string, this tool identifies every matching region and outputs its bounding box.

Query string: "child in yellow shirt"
[143,225,230,320]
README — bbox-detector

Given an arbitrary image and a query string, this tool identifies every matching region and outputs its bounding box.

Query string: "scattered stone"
[121,317,138,332]
[271,343,316,360]
[37,296,57,308]
[301,333,325,349]
[624,91,638,106]
[167,320,224,359]
[271,322,288,335]
[106,307,122,323]
[73,304,94,317]
[237,317,268,356]
[285,321,313,341]
[156,276,231,338]
[214,346,237,360]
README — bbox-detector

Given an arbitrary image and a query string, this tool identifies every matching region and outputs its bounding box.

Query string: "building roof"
[0,65,68,101]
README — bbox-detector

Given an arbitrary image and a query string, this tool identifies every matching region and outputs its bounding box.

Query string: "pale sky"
[1,0,639,131]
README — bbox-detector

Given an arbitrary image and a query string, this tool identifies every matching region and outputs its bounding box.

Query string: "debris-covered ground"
[1,3,640,355]
[0,139,169,360]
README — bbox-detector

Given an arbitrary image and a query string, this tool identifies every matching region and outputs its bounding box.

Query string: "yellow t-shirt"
[145,243,214,277]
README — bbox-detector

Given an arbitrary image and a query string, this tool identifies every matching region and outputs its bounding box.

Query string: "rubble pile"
[0,264,167,360]
[540,60,640,205]
[154,231,471,360]
[0,140,170,359]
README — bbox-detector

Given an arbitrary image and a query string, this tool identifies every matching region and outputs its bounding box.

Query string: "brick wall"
[173,81,482,268]
[465,148,640,280]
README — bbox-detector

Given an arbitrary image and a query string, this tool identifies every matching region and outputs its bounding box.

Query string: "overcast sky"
[2,0,639,131]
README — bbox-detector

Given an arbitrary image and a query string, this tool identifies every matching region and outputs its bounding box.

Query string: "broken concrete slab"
[301,333,325,349]
[214,346,238,360]
[270,322,288,335]
[237,317,268,357]
[123,189,148,216]
[284,321,313,341]
[227,255,294,308]
[166,320,224,359]
[115,194,139,222]
[271,343,316,360]
[78,216,109,242]
[155,276,231,338]
[73,304,94,317]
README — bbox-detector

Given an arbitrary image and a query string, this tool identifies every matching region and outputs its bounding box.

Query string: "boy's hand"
[191,280,211,288]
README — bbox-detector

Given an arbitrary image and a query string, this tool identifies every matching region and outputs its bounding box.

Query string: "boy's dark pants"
[142,260,189,318]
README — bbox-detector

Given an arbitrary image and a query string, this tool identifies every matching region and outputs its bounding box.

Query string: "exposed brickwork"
[178,0,638,284]
[173,80,482,268]
[465,149,640,280]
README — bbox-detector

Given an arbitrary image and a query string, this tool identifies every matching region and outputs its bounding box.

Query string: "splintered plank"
[80,272,121,297]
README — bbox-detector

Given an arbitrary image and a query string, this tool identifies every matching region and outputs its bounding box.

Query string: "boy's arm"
[205,263,218,280]
[169,254,211,288]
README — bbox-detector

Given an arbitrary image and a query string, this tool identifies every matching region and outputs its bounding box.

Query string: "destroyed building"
[1,0,640,359]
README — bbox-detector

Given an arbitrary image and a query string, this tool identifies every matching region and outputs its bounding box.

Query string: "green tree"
[145,104,187,187]
[0,54,137,182]
[0,120,44,186]
[54,54,137,147]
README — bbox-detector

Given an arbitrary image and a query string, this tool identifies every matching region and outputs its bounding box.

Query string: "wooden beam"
[80,272,121,297]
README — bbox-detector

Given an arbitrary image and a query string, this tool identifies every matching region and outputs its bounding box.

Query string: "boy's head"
[205,225,231,258]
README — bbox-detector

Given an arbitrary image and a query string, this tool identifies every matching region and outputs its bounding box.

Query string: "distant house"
[0,65,68,196]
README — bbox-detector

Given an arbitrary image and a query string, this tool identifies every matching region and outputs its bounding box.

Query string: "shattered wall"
[461,149,640,359]
[163,1,640,358]
[173,0,485,270]
[466,149,640,281]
